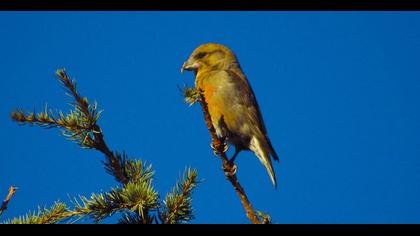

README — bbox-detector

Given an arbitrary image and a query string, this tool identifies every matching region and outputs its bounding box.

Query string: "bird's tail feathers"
[266,135,280,162]
[250,136,277,187]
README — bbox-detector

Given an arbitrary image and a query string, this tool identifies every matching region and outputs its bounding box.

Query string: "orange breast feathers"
[203,83,225,122]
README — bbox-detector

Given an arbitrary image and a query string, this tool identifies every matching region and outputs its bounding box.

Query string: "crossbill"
[181,43,279,187]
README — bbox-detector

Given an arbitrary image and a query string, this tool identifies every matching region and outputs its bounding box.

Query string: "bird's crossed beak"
[181,59,199,74]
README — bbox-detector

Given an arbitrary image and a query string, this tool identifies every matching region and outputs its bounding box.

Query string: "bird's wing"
[201,69,279,160]
[202,69,279,186]
[227,70,267,131]
[226,69,280,162]
[202,69,263,138]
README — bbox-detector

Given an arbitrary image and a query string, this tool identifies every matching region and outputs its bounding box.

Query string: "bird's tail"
[250,136,277,187]
[266,134,280,162]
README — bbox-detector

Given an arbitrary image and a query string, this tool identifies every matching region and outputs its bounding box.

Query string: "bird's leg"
[210,142,221,156]
[209,136,237,176]
[210,136,229,156]
[224,161,237,177]
[223,147,240,177]
[229,148,240,165]
[221,137,229,153]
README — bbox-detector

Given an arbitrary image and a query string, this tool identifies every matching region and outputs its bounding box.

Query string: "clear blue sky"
[1,12,420,224]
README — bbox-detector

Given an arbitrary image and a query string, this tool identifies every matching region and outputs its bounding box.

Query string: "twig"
[197,93,262,224]
[56,70,129,185]
[92,125,129,185]
[11,70,130,185]
[0,186,18,217]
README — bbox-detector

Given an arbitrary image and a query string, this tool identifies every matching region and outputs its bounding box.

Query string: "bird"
[181,43,279,187]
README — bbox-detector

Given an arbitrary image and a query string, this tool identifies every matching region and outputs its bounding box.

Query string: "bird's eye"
[195,52,207,59]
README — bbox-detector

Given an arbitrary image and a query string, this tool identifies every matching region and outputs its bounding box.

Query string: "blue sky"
[1,12,420,224]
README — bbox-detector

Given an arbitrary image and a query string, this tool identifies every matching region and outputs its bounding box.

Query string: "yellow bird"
[181,43,279,187]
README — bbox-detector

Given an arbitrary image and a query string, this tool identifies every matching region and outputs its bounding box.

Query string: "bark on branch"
[0,186,17,216]
[198,93,265,224]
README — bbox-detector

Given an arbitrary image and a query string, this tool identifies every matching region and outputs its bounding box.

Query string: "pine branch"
[11,69,128,185]
[7,69,200,224]
[0,186,17,217]
[73,180,159,223]
[2,201,81,224]
[4,170,159,224]
[183,87,270,224]
[71,159,157,223]
[102,152,154,185]
[118,212,144,224]
[180,86,201,107]
[160,168,198,224]
[56,69,129,185]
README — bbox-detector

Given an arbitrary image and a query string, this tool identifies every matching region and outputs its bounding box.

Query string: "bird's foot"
[210,141,229,156]
[210,142,218,156]
[223,142,229,153]
[223,161,237,177]
[223,163,238,177]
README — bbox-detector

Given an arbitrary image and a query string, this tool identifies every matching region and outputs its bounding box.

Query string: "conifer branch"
[0,186,17,217]
[11,69,128,185]
[118,212,145,224]
[56,69,129,185]
[183,87,270,224]
[2,202,78,224]
[3,160,158,224]
[72,179,159,223]
[7,69,199,224]
[160,168,198,224]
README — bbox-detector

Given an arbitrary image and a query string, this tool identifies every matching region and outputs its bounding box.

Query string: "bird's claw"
[222,142,229,153]
[223,162,237,177]
[210,143,218,156]
[210,141,229,156]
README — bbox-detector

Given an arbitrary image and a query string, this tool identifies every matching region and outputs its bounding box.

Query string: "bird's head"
[181,43,238,74]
